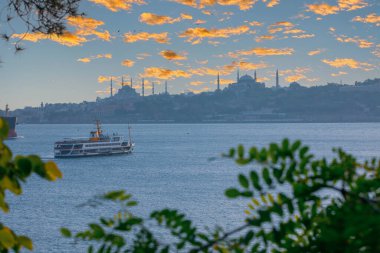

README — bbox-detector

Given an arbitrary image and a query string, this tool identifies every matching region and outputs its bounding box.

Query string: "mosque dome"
[239,74,254,82]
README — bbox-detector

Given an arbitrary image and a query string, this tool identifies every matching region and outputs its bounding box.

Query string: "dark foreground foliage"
[62,139,380,252]
[0,118,62,252]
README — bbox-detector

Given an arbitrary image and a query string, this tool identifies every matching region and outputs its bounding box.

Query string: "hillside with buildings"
[6,74,380,123]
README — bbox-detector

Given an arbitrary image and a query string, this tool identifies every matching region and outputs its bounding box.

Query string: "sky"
[1,0,379,109]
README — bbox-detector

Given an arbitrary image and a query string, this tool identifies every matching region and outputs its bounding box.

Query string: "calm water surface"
[5,123,380,252]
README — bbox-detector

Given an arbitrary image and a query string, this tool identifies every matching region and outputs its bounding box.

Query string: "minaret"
[217,72,221,91]
[254,70,257,82]
[142,78,145,97]
[110,78,113,97]
[276,69,280,89]
[152,81,155,95]
[165,81,168,94]
[130,77,133,88]
[121,76,124,87]
[237,67,240,83]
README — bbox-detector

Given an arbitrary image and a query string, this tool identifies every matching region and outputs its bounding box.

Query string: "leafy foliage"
[64,139,380,252]
[0,118,62,252]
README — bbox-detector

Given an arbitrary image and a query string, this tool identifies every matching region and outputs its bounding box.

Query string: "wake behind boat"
[54,121,134,158]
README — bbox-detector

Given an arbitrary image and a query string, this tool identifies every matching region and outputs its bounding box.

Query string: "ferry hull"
[54,144,134,158]
[54,148,133,158]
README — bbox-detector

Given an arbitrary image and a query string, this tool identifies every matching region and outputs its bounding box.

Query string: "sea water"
[4,123,380,252]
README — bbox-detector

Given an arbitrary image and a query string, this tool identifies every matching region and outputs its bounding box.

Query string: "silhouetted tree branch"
[1,0,82,53]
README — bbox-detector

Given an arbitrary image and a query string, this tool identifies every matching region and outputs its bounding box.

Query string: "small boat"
[54,120,134,158]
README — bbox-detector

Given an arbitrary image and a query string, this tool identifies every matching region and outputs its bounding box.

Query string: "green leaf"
[0,228,16,249]
[0,119,9,139]
[126,201,138,207]
[237,145,244,159]
[44,161,62,181]
[262,168,272,186]
[244,230,254,245]
[15,157,32,177]
[291,140,301,152]
[229,148,235,158]
[250,171,262,191]
[225,188,240,198]
[238,174,250,188]
[60,228,72,238]
[18,236,33,250]
[89,224,105,239]
[104,190,125,200]
[299,146,309,158]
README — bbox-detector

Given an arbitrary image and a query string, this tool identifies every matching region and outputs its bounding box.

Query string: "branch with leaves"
[62,139,380,252]
[0,0,82,53]
[0,119,62,252]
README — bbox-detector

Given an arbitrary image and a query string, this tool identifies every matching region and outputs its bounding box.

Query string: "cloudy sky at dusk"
[1,0,379,109]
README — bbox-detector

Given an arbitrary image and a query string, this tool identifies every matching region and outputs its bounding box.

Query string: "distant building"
[289,82,303,89]
[227,69,265,91]
[111,84,139,100]
[276,69,280,89]
[216,73,221,92]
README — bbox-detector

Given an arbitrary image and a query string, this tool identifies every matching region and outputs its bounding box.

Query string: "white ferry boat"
[54,121,134,158]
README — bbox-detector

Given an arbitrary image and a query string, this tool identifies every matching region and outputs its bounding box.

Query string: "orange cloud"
[67,16,111,41]
[194,19,207,25]
[121,59,135,67]
[173,0,197,7]
[124,32,170,44]
[255,35,275,42]
[189,81,205,86]
[308,49,324,56]
[352,13,380,26]
[98,75,115,83]
[285,74,306,83]
[202,10,212,15]
[141,67,192,79]
[249,21,264,26]
[331,71,348,77]
[322,58,373,69]
[179,25,249,44]
[139,12,192,25]
[283,29,305,34]
[230,47,294,57]
[213,78,235,85]
[292,34,315,39]
[188,87,210,94]
[12,31,88,47]
[270,21,295,27]
[181,13,193,20]
[306,3,340,15]
[174,0,263,11]
[336,35,374,48]
[263,0,280,7]
[268,27,283,34]
[89,0,146,12]
[160,50,187,60]
[227,61,269,71]
[338,0,368,11]
[189,67,225,76]
[78,53,112,63]
[307,0,368,16]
